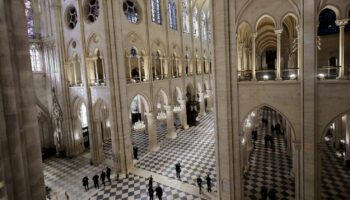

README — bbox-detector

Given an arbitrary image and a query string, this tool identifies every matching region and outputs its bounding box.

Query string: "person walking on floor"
[147,175,153,188]
[197,176,203,194]
[148,186,154,200]
[206,174,212,192]
[106,167,111,183]
[155,184,163,200]
[175,162,182,180]
[268,188,276,200]
[101,171,106,187]
[133,146,138,160]
[93,174,99,189]
[65,191,69,200]
[261,186,268,200]
[82,176,89,191]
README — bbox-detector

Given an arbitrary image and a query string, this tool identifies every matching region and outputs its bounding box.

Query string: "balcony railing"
[317,66,340,80]
[238,70,252,81]
[256,69,276,81]
[281,68,299,80]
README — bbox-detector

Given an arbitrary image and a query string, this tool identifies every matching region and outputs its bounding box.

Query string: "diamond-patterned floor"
[136,113,217,190]
[44,112,216,200]
[321,139,350,199]
[243,107,295,199]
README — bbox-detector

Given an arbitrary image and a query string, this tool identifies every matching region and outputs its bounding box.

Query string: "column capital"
[336,19,349,27]
[275,29,283,35]
[251,32,257,38]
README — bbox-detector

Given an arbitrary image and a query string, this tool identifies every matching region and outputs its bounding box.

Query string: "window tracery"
[151,0,162,24]
[182,0,189,33]
[168,0,177,30]
[123,0,140,23]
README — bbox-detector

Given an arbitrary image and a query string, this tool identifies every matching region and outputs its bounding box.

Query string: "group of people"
[261,186,276,200]
[196,174,212,194]
[147,175,164,200]
[82,167,112,191]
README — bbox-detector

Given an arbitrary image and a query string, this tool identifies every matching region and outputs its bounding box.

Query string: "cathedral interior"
[1,0,350,199]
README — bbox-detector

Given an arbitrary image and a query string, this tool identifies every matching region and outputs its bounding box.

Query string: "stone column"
[198,92,205,115]
[206,90,213,111]
[160,57,164,79]
[127,55,132,81]
[346,114,350,166]
[335,117,343,149]
[72,60,77,85]
[137,55,142,82]
[178,100,189,129]
[335,19,349,79]
[275,29,283,80]
[164,106,177,139]
[292,141,301,199]
[243,46,248,71]
[93,57,98,83]
[251,33,257,80]
[145,113,160,151]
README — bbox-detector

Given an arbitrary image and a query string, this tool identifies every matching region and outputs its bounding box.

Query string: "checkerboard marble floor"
[103,139,113,160]
[321,140,350,199]
[243,107,295,199]
[135,113,217,190]
[90,173,205,200]
[43,153,109,200]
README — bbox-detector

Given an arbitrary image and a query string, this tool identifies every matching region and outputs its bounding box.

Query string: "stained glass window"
[24,0,35,38]
[168,0,177,30]
[201,12,207,40]
[123,0,140,23]
[182,0,189,33]
[29,43,43,72]
[151,0,162,24]
[193,7,199,38]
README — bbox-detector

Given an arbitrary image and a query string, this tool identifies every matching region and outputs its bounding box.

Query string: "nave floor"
[321,140,350,199]
[43,113,216,200]
[243,108,295,200]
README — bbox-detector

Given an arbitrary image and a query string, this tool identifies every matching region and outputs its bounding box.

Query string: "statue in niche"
[51,88,64,157]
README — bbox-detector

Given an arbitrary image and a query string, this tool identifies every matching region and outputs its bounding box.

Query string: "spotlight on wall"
[263,75,269,80]
[241,138,246,144]
[289,74,296,80]
[318,73,325,80]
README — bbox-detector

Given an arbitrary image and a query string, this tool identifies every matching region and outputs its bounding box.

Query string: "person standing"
[148,186,154,200]
[148,175,153,188]
[196,176,203,194]
[155,184,163,200]
[175,162,181,180]
[206,174,212,192]
[65,191,69,200]
[101,171,106,187]
[93,174,99,189]
[133,146,138,160]
[261,186,268,200]
[106,167,111,183]
[82,176,89,191]
[252,129,258,148]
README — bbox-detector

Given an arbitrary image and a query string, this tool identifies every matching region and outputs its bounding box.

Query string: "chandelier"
[156,112,167,121]
[173,106,182,113]
[133,120,146,131]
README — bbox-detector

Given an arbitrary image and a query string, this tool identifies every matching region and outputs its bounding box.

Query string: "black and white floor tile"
[103,139,113,160]
[243,107,295,199]
[90,173,205,200]
[321,140,350,199]
[136,113,217,190]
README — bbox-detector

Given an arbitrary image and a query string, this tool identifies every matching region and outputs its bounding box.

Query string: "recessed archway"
[241,105,296,199]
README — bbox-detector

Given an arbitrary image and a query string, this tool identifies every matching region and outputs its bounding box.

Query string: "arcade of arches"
[2,0,350,200]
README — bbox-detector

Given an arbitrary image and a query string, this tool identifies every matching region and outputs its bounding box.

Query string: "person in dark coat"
[206,174,212,192]
[197,176,203,194]
[268,188,276,200]
[148,186,154,200]
[101,171,106,186]
[148,175,153,188]
[261,186,268,200]
[252,130,258,147]
[93,174,99,189]
[106,167,111,183]
[264,135,268,148]
[175,162,182,179]
[155,184,163,200]
[275,123,281,135]
[82,176,89,191]
[133,146,138,160]
[271,125,275,134]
